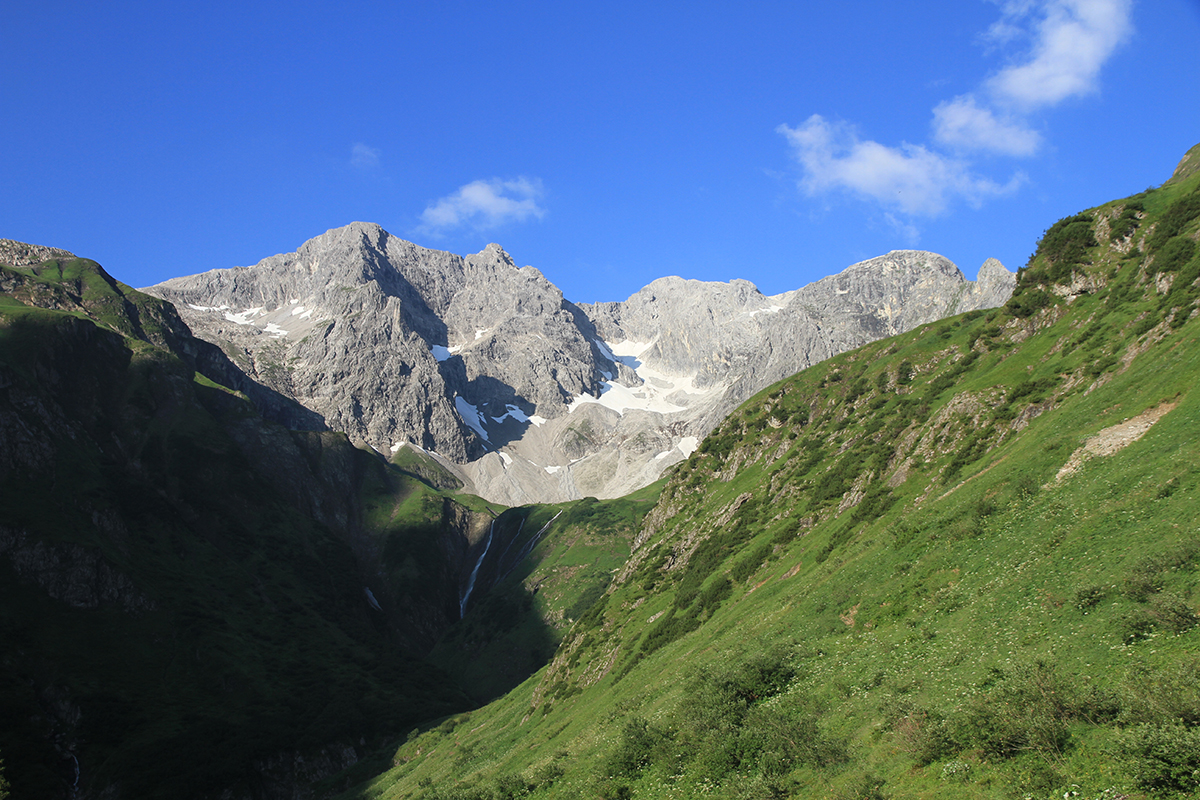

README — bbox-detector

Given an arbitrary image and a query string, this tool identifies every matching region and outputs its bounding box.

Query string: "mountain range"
[0,143,1197,800]
[146,234,1014,505]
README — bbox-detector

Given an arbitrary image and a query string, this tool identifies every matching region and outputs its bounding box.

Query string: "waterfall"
[459,520,495,617]
[500,510,562,581]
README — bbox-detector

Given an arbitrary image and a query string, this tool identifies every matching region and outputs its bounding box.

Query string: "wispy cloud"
[780,0,1132,221]
[350,143,380,169]
[932,95,1041,156]
[418,177,546,234]
[985,0,1133,109]
[778,116,1023,217]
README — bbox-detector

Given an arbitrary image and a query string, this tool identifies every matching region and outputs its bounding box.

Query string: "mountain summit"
[147,230,1014,504]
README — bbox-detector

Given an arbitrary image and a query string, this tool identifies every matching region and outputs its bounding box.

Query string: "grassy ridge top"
[350,160,1200,798]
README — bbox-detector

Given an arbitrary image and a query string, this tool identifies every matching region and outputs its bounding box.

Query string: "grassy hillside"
[429,482,663,703]
[0,253,663,799]
[0,259,486,798]
[343,158,1200,799]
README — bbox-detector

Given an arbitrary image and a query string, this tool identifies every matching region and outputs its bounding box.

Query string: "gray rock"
[147,223,610,463]
[146,228,1015,505]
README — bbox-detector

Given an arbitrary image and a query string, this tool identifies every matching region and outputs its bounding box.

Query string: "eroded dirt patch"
[1050,402,1178,485]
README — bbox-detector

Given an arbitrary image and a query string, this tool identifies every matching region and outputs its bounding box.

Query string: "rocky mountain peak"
[146,228,1015,504]
[0,239,76,267]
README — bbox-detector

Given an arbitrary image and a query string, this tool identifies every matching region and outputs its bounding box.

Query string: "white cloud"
[351,142,380,169]
[932,94,1042,156]
[418,177,546,233]
[985,0,1133,109]
[779,1,1131,222]
[777,116,1022,217]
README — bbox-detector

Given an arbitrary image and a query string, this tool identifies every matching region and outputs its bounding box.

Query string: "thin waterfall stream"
[459,519,495,617]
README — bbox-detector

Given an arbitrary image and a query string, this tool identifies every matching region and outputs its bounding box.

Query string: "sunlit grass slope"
[344,164,1200,799]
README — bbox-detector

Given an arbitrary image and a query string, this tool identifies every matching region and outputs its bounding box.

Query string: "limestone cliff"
[147,228,1015,504]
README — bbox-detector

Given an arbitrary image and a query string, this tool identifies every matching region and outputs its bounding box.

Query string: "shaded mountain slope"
[350,152,1200,799]
[0,254,502,798]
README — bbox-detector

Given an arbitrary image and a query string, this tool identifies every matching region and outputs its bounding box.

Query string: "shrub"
[1073,584,1107,610]
[1148,236,1197,276]
[1148,191,1200,252]
[894,707,961,765]
[1033,213,1098,283]
[600,716,674,780]
[1120,658,1200,727]
[1119,607,1159,643]
[1118,722,1200,795]
[731,544,772,583]
[737,701,844,776]
[1149,592,1200,634]
[1007,288,1053,318]
[965,661,1078,760]
[1109,203,1143,242]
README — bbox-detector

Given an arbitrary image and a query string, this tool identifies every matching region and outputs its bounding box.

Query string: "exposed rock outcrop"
[146,227,1015,505]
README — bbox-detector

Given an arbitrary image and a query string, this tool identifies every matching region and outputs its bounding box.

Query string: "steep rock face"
[575,250,1017,471]
[148,230,1015,505]
[148,224,608,462]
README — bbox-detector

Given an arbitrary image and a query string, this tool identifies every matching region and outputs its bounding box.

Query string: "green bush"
[1148,191,1200,252]
[1073,584,1107,610]
[1148,236,1197,275]
[1120,658,1200,727]
[1149,592,1200,633]
[1032,213,1097,283]
[599,716,674,780]
[965,661,1079,760]
[736,701,844,776]
[1118,722,1200,795]
[893,707,961,765]
[1109,203,1143,242]
[1006,288,1053,318]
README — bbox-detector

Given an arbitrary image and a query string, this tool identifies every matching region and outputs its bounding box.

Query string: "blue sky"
[3,1,1198,304]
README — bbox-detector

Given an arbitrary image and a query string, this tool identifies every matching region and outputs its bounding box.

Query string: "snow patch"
[390,441,404,454]
[600,339,649,370]
[529,415,547,427]
[492,404,533,424]
[499,452,513,467]
[568,339,713,417]
[746,305,784,316]
[678,436,699,457]
[187,303,230,312]
[567,381,687,416]
[455,396,490,442]
[474,328,490,340]
[262,322,288,337]
[224,307,264,325]
[545,465,561,474]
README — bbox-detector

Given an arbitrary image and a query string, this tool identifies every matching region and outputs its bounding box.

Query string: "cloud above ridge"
[778,116,1023,217]
[780,0,1132,219]
[418,177,546,234]
[985,0,1134,109]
